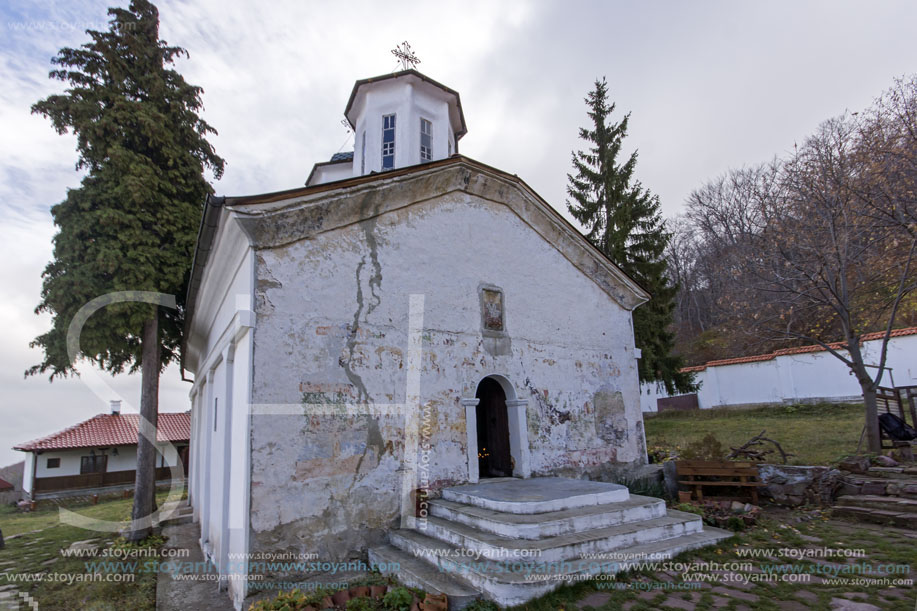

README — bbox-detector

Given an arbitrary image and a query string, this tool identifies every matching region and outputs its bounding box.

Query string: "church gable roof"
[193,156,649,313]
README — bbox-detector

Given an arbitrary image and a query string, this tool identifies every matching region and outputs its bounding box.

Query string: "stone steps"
[376,526,730,607]
[861,466,917,479]
[370,477,731,608]
[368,545,480,610]
[414,511,703,564]
[832,505,917,529]
[427,494,667,540]
[836,494,917,511]
[840,477,917,499]
[833,494,917,529]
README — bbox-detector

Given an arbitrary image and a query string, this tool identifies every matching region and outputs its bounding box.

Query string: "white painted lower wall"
[185,219,255,609]
[188,321,253,607]
[642,333,917,412]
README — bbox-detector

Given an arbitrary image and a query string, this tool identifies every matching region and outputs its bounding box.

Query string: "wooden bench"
[675,459,763,504]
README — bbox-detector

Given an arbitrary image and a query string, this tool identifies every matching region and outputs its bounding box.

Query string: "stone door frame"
[461,374,531,483]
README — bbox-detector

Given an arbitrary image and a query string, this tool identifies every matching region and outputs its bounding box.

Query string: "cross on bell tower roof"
[391,41,420,71]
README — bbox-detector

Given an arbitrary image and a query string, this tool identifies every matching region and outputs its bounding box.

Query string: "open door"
[476,377,513,478]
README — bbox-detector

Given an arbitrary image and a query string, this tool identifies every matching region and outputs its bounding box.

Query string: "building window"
[420,118,432,161]
[80,455,107,474]
[46,457,60,469]
[382,114,396,170]
[213,397,218,432]
[360,131,366,174]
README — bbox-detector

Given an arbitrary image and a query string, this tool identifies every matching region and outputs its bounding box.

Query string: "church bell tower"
[307,69,467,186]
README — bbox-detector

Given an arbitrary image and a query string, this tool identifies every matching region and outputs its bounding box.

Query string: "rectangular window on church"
[382,114,396,170]
[420,118,432,161]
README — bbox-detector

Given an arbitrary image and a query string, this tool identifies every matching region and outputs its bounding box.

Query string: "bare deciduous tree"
[676,88,917,451]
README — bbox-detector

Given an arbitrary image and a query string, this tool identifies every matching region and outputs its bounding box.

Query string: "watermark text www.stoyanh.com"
[7,20,137,32]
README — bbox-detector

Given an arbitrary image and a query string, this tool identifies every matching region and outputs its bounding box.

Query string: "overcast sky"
[1,0,916,467]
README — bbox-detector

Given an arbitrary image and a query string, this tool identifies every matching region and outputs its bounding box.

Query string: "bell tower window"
[382,114,396,170]
[420,118,432,161]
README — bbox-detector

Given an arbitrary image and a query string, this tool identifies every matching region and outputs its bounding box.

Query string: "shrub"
[382,587,413,611]
[679,433,725,460]
[347,596,378,611]
[675,503,705,516]
[647,442,680,463]
[248,588,330,610]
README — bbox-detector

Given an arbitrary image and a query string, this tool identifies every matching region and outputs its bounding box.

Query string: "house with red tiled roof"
[13,401,190,499]
[642,327,917,412]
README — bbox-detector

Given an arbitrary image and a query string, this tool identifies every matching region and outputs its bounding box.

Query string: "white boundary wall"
[642,333,917,412]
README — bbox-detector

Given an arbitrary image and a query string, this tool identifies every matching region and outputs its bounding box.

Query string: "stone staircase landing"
[369,477,731,609]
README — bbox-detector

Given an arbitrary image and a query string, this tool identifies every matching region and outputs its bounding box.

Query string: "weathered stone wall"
[757,464,842,507]
[245,187,644,569]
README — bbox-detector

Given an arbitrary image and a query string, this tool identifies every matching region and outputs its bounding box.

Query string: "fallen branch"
[727,430,795,464]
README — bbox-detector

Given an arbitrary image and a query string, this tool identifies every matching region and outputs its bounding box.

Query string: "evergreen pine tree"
[567,78,694,394]
[27,0,224,540]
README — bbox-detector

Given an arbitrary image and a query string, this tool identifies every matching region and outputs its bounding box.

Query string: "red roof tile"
[681,327,917,373]
[0,477,13,491]
[14,412,190,452]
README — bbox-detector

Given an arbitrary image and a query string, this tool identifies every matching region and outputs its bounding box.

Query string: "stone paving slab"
[577,591,612,608]
[711,586,759,603]
[829,597,881,610]
[660,596,696,610]
[156,523,234,611]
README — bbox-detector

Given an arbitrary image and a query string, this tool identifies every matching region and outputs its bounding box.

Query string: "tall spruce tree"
[27,0,224,540]
[567,78,694,394]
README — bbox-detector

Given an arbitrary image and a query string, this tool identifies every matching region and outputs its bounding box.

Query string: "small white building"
[642,327,917,412]
[13,401,190,499]
[183,69,651,607]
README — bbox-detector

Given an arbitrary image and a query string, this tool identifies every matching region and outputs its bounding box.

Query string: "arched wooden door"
[475,377,513,478]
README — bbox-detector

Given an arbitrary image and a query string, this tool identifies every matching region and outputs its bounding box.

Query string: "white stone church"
[183,69,727,609]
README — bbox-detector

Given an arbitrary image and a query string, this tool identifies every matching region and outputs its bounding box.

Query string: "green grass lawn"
[643,402,867,465]
[0,489,178,611]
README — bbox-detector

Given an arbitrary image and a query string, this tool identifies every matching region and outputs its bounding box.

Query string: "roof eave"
[205,155,649,310]
[181,194,226,374]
